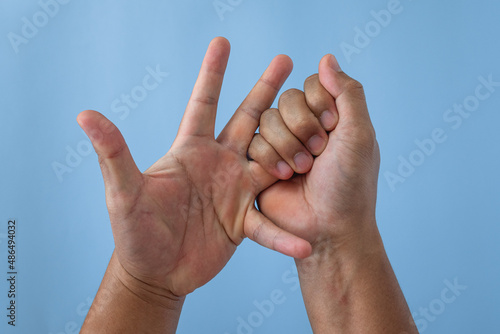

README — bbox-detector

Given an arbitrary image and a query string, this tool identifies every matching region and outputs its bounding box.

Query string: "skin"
[79,37,312,333]
[257,55,419,333]
[248,71,337,172]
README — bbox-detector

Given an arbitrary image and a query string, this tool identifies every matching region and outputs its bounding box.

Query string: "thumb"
[244,206,312,259]
[77,110,143,199]
[318,54,372,126]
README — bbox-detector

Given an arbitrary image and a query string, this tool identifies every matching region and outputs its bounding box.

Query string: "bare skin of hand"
[258,54,380,247]
[257,55,418,333]
[77,37,311,303]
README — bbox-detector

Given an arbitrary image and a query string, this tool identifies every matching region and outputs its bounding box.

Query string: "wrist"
[81,252,185,333]
[294,221,417,333]
[295,220,385,294]
[299,218,381,264]
[110,252,186,311]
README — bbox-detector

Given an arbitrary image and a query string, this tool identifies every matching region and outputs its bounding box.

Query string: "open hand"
[77,37,311,299]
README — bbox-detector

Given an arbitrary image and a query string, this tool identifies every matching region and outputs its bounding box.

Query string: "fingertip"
[307,134,327,156]
[75,111,141,192]
[318,58,335,92]
[267,55,293,89]
[76,110,100,142]
[210,36,231,58]
[327,54,342,72]
[245,209,312,259]
[319,54,342,72]
[293,152,313,174]
[276,161,294,180]
[319,54,349,98]
[275,53,293,63]
[296,242,313,259]
[318,54,329,73]
[274,54,293,73]
[276,238,312,259]
[212,36,230,47]
[76,111,84,126]
[77,110,117,144]
[77,109,106,125]
[76,109,94,127]
[320,110,338,131]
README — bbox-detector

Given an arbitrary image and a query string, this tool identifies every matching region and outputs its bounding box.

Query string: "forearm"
[81,251,185,334]
[296,223,417,334]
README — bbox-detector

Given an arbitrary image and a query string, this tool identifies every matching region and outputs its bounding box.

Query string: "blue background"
[1,0,499,333]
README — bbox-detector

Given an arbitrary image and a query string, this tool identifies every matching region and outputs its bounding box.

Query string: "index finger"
[217,55,293,153]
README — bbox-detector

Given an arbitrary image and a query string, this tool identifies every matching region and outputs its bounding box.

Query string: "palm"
[109,137,263,296]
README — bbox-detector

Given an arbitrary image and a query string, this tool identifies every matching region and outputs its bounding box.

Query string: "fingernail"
[276,161,292,178]
[320,110,336,129]
[307,135,325,155]
[294,152,312,172]
[328,54,342,72]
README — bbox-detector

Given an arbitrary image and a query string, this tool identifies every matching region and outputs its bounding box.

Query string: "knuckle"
[191,95,218,106]
[260,108,280,127]
[306,90,327,111]
[248,133,264,151]
[238,105,260,122]
[258,76,280,93]
[344,79,365,98]
[304,73,319,87]
[251,132,262,141]
[304,75,331,112]
[288,115,313,137]
[252,220,264,241]
[278,88,303,106]
[247,138,259,160]
[354,126,377,149]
